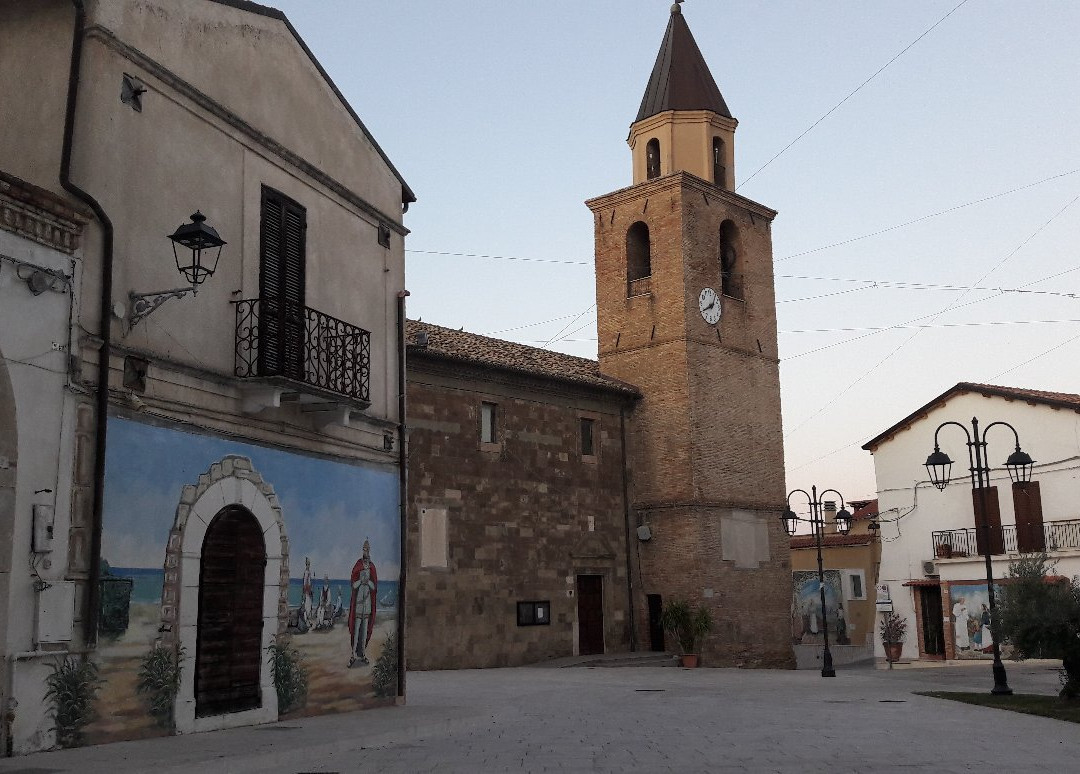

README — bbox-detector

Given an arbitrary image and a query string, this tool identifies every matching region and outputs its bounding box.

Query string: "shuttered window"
[972,486,1004,556]
[260,187,307,380]
[1012,480,1045,553]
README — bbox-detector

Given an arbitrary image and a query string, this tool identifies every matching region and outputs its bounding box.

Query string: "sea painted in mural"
[791,570,847,645]
[947,582,1006,660]
[84,416,400,745]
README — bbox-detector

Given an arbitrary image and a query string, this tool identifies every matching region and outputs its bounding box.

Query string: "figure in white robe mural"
[348,539,378,667]
[952,596,970,651]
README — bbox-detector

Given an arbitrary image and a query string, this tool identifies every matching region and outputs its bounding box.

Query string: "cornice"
[586,171,777,221]
[0,172,88,254]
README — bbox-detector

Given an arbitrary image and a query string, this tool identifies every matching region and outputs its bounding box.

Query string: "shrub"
[372,632,398,698]
[268,637,308,714]
[44,657,99,748]
[879,611,908,644]
[660,599,713,655]
[136,644,184,729]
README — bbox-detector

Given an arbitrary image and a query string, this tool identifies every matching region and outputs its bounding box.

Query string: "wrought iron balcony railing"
[235,296,370,404]
[931,519,1080,558]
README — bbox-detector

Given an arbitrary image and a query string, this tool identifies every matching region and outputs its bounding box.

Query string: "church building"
[405,3,793,669]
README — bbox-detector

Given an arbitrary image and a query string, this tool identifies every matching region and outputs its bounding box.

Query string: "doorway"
[647,594,665,651]
[576,575,605,656]
[918,585,946,657]
[195,506,266,717]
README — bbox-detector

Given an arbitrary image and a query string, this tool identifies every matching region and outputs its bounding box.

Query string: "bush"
[372,632,398,698]
[267,637,308,714]
[44,657,99,748]
[996,553,1080,699]
[137,644,184,729]
[660,599,713,655]
[879,611,908,644]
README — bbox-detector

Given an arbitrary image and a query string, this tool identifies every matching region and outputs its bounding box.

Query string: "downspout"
[395,290,409,700]
[619,405,637,651]
[60,0,111,646]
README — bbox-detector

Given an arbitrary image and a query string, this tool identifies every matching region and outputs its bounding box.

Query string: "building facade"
[864,383,1080,664]
[1,0,411,753]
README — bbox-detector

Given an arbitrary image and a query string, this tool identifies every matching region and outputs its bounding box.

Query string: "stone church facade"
[406,5,793,670]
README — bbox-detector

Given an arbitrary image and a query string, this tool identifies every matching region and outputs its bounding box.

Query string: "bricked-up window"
[646,138,661,179]
[580,418,595,457]
[713,137,727,188]
[517,600,551,626]
[480,401,497,444]
[420,507,448,569]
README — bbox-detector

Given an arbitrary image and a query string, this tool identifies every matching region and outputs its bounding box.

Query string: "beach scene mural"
[84,417,400,745]
[791,570,846,646]
[947,582,1006,660]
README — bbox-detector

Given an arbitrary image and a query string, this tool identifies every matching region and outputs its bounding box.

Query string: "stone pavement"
[0,661,1074,773]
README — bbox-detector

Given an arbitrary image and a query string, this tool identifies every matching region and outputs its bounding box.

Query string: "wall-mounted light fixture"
[127,211,225,331]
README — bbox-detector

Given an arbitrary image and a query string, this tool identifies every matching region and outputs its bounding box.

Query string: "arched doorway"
[195,506,266,717]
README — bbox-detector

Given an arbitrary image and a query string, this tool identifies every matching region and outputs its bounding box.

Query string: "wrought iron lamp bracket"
[127,286,195,331]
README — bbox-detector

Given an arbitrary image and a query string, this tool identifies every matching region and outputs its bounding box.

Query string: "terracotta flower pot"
[883,642,904,662]
[679,654,700,668]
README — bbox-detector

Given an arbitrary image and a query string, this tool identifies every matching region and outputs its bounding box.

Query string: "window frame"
[517,600,552,627]
[480,401,499,449]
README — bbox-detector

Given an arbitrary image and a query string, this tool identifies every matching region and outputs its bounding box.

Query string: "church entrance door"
[576,575,605,656]
[195,506,266,717]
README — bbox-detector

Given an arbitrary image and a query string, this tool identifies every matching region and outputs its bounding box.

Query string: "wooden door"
[918,586,946,656]
[576,575,605,656]
[196,506,266,717]
[259,186,307,381]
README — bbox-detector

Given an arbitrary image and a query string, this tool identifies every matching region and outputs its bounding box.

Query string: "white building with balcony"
[863,383,1080,664]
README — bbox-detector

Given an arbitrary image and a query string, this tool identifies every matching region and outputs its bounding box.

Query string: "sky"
[102,417,401,579]
[272,0,1080,500]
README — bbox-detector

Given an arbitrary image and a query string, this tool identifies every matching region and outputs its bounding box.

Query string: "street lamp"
[781,486,851,678]
[923,416,1035,696]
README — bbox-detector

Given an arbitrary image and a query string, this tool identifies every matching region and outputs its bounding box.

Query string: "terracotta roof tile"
[405,320,640,396]
[789,533,873,549]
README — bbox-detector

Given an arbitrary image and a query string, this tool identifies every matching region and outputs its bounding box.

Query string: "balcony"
[931,520,1080,558]
[235,297,371,421]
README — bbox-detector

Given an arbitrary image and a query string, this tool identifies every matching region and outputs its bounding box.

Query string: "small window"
[846,570,867,600]
[480,402,497,444]
[719,219,741,300]
[517,600,551,626]
[713,137,727,188]
[646,138,661,180]
[626,221,651,287]
[581,418,596,457]
[377,222,391,248]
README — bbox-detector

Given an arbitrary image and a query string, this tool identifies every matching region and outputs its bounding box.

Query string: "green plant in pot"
[879,611,907,663]
[660,599,713,667]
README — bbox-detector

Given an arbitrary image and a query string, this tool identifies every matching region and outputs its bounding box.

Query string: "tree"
[995,553,1080,699]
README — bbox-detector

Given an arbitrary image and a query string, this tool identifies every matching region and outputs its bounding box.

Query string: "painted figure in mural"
[314,575,332,630]
[348,539,378,667]
[808,600,820,635]
[301,557,314,631]
[980,604,994,652]
[835,604,849,645]
[952,596,970,650]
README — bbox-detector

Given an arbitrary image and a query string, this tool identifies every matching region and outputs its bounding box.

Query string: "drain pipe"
[395,290,409,700]
[60,0,111,646]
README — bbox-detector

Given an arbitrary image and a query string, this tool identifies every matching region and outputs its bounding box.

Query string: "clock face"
[699,287,720,325]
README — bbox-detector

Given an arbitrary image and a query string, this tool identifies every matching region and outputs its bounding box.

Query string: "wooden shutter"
[1013,480,1045,553]
[972,486,1004,556]
[259,187,306,380]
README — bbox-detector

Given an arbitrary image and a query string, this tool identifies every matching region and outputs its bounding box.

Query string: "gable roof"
[209,0,415,206]
[862,382,1080,452]
[636,5,731,123]
[405,320,640,397]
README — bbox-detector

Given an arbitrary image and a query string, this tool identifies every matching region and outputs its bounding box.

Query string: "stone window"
[580,417,596,459]
[517,600,551,626]
[626,221,651,297]
[480,401,497,444]
[646,138,661,179]
[420,507,448,569]
[713,136,727,188]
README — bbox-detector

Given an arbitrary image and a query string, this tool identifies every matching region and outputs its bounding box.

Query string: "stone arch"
[157,455,289,733]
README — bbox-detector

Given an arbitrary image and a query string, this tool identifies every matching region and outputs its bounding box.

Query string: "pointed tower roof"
[635,3,731,122]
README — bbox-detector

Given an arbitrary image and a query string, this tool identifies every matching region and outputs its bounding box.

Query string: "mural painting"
[74,417,400,746]
[791,570,846,645]
[947,582,1007,660]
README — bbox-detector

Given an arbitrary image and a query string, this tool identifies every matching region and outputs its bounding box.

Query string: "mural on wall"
[84,417,400,745]
[791,570,847,645]
[947,582,1006,660]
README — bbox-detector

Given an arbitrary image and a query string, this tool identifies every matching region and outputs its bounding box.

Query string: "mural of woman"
[348,539,378,667]
[980,604,994,652]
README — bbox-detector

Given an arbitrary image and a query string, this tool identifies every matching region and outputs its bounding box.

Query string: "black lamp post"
[781,486,851,678]
[128,211,227,330]
[924,416,1034,696]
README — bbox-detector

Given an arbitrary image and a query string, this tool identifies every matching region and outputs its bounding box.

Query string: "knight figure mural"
[349,539,378,667]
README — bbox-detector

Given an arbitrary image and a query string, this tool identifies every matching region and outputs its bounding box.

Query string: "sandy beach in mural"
[84,602,398,746]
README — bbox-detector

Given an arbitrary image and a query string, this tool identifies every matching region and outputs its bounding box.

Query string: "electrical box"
[32,503,54,552]
[37,581,75,644]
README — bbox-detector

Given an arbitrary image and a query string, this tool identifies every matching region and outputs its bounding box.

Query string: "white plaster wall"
[0,233,81,753]
[869,389,1080,661]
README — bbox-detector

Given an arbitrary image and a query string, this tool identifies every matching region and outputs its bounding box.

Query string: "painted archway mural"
[86,417,402,747]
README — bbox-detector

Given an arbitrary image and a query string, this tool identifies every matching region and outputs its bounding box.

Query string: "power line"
[738,0,973,190]
[407,248,589,267]
[782,318,1080,335]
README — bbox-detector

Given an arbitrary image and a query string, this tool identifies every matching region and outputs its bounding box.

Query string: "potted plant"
[660,599,713,667]
[879,611,907,663]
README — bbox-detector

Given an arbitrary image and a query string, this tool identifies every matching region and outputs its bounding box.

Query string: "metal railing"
[235,296,370,404]
[931,519,1080,558]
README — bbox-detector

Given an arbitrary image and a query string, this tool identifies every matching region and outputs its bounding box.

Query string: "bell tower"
[586,2,792,667]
